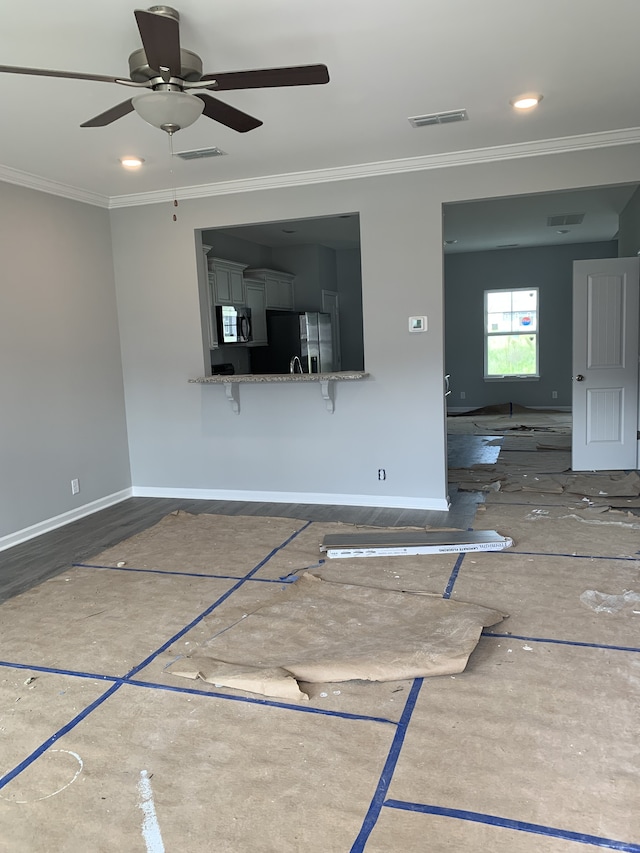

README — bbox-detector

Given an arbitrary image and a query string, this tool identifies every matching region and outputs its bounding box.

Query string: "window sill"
[484,375,540,382]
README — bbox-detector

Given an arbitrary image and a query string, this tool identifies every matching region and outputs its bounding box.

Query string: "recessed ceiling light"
[120,156,144,169]
[556,229,570,234]
[444,239,458,245]
[510,94,543,110]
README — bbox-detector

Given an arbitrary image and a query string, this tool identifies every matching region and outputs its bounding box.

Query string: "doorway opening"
[442,182,640,501]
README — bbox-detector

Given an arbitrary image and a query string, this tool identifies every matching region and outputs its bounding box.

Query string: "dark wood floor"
[0,435,497,603]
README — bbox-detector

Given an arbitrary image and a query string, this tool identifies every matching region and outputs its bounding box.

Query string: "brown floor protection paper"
[1,482,638,852]
[166,573,505,700]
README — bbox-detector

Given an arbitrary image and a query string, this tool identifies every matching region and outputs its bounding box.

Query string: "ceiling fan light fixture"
[510,93,543,110]
[132,90,204,133]
[120,156,144,168]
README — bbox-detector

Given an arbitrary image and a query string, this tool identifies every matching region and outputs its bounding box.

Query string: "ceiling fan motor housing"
[147,5,180,21]
[128,47,203,84]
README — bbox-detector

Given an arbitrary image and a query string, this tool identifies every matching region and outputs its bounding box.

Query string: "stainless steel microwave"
[215,304,252,344]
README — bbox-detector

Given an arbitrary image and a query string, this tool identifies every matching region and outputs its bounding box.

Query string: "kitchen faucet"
[289,355,303,374]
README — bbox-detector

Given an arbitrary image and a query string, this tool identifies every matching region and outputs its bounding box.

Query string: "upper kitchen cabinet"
[244,268,296,311]
[197,213,364,372]
[208,257,247,305]
[244,279,268,346]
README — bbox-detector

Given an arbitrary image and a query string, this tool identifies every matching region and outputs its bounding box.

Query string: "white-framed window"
[484,287,539,378]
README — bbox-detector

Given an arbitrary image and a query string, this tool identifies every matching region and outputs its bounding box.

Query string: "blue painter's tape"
[443,553,466,600]
[350,531,475,849]
[125,678,398,726]
[0,657,397,725]
[491,550,640,562]
[0,658,117,682]
[349,678,424,852]
[124,521,314,680]
[278,559,326,581]
[73,562,290,584]
[383,800,640,852]
[0,683,121,792]
[0,521,316,793]
[482,633,640,654]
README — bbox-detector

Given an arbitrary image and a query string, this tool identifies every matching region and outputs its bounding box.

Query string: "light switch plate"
[409,315,427,332]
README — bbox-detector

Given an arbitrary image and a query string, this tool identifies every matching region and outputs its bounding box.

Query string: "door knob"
[575,374,585,381]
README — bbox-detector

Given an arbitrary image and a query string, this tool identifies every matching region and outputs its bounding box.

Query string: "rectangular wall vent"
[546,213,585,227]
[409,109,468,128]
[175,147,227,161]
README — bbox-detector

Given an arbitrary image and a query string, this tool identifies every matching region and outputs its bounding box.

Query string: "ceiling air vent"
[546,213,585,227]
[409,109,468,128]
[175,147,227,161]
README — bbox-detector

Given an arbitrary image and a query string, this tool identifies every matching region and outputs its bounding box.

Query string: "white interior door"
[572,257,639,471]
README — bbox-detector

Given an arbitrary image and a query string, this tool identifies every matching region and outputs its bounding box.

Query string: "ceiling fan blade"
[134,9,181,77]
[80,99,135,127]
[200,63,330,91]
[194,93,262,133]
[0,64,121,83]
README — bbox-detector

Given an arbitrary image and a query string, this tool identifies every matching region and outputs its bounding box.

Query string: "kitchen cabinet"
[244,268,295,310]
[244,279,268,346]
[208,257,247,305]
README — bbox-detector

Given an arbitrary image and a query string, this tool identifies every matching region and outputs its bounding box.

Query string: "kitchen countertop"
[189,371,369,413]
[189,371,368,383]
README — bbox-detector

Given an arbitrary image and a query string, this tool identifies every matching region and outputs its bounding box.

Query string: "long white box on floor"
[320,529,513,559]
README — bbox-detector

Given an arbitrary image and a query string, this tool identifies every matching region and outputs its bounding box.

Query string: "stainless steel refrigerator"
[250,311,334,374]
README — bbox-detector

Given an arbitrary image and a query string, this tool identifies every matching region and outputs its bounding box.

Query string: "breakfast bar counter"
[189,371,369,413]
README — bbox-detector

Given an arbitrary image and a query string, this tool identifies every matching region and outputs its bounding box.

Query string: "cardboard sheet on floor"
[564,471,640,497]
[484,491,640,510]
[496,450,571,473]
[474,502,640,556]
[166,574,505,700]
[447,410,572,436]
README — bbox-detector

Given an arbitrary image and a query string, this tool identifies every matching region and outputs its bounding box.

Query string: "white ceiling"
[443,184,637,253]
[209,213,362,251]
[2,0,640,248]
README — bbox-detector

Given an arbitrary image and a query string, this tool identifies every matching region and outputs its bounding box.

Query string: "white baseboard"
[0,488,133,553]
[447,406,572,414]
[131,486,450,512]
[0,485,450,554]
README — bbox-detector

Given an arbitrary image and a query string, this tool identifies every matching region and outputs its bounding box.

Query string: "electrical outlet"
[460,391,466,400]
[71,478,80,495]
[377,468,386,481]
[552,391,558,399]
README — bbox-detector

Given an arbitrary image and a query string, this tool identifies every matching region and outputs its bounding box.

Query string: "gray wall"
[110,174,449,509]
[444,241,618,410]
[0,182,131,545]
[271,244,324,309]
[200,231,271,268]
[109,143,640,510]
[336,248,364,371]
[4,142,639,541]
[618,186,640,257]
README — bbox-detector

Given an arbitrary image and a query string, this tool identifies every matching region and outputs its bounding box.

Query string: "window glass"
[485,288,538,377]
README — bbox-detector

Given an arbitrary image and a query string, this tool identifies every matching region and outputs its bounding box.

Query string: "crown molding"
[3,126,640,210]
[109,125,640,208]
[0,164,109,207]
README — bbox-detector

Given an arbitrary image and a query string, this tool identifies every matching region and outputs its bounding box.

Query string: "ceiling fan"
[0,5,330,135]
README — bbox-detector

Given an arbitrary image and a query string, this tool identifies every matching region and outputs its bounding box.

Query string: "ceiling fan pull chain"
[167,131,178,221]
